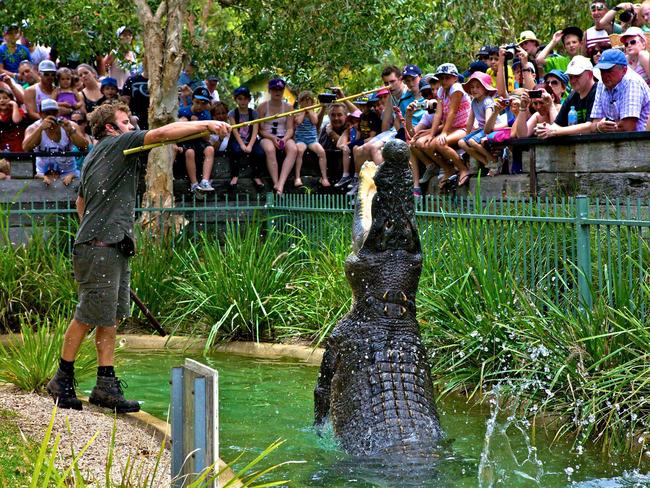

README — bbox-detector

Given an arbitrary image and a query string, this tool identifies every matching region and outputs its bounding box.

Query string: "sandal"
[293,178,304,188]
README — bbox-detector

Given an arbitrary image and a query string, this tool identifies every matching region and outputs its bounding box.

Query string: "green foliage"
[0,408,33,486]
[172,224,300,343]
[0,312,96,392]
[27,406,292,487]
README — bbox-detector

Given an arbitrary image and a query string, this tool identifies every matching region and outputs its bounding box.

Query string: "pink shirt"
[437,83,471,130]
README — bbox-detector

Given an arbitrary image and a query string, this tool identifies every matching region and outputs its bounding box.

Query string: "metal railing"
[3,193,649,316]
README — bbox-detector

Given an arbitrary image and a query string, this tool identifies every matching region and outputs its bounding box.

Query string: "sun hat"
[354,96,369,105]
[561,26,584,42]
[38,60,57,73]
[565,56,594,75]
[100,77,118,88]
[192,86,211,102]
[233,86,251,98]
[595,49,628,69]
[544,69,569,87]
[116,26,133,38]
[402,64,422,78]
[40,98,59,112]
[620,26,646,42]
[462,72,497,95]
[348,109,362,119]
[517,30,540,45]
[422,73,438,84]
[268,78,286,90]
[434,63,460,78]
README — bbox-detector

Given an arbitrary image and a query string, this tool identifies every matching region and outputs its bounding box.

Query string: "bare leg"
[95,324,117,367]
[202,145,215,181]
[260,138,279,186]
[61,318,92,362]
[185,149,198,185]
[63,173,76,186]
[294,142,306,186]
[275,140,298,194]
[310,142,330,186]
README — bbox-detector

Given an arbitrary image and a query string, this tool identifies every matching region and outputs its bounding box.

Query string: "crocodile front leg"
[314,341,338,429]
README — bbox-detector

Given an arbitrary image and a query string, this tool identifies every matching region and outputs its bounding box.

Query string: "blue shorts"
[462,129,485,145]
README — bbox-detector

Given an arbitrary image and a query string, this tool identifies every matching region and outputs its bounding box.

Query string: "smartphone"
[528,89,543,99]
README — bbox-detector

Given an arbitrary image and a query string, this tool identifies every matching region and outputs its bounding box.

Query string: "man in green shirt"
[47,102,230,412]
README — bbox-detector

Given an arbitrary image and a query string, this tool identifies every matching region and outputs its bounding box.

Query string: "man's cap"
[40,98,59,112]
[348,109,362,119]
[476,45,491,57]
[561,26,584,42]
[268,78,286,90]
[517,30,540,45]
[368,88,390,102]
[434,63,460,78]
[100,77,118,88]
[512,60,537,74]
[544,69,570,86]
[38,60,57,73]
[565,55,594,75]
[206,75,219,82]
[116,26,133,38]
[595,48,628,69]
[402,64,422,78]
[422,72,439,84]
[233,86,251,98]
[620,26,646,41]
[461,61,489,83]
[192,86,211,102]
[419,78,433,92]
[3,23,19,34]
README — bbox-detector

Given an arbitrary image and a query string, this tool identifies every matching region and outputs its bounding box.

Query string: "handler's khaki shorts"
[73,244,130,327]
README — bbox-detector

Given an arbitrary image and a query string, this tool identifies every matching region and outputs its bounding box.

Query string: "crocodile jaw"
[352,161,378,253]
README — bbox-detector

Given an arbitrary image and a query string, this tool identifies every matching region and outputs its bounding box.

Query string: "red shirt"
[0,108,26,152]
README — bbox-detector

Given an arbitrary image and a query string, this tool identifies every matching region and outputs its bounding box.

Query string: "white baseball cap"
[565,56,593,76]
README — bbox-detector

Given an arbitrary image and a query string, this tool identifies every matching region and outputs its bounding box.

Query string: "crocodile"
[314,138,443,457]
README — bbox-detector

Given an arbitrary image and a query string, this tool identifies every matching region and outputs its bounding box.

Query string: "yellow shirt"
[487,66,515,93]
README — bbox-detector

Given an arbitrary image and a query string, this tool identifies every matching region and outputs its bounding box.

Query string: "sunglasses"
[590,4,606,11]
[41,72,55,77]
[624,39,639,47]
[546,79,561,86]
[588,45,611,56]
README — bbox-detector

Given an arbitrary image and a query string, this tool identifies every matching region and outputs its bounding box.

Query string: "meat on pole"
[123,87,386,156]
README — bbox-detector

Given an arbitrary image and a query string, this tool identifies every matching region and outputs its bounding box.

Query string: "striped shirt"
[590,69,650,131]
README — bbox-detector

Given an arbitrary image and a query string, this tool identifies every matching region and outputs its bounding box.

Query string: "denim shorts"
[72,244,131,327]
[462,129,485,145]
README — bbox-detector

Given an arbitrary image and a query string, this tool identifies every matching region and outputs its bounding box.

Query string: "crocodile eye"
[385,220,393,230]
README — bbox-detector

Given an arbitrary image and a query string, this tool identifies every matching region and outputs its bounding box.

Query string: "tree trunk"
[134,0,189,235]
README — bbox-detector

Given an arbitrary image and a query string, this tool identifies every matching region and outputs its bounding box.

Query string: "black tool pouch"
[115,236,136,257]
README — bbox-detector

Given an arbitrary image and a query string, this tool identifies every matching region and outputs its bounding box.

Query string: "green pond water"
[80,351,649,487]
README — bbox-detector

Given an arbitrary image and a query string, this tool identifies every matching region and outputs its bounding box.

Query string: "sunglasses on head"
[624,39,639,47]
[590,3,606,11]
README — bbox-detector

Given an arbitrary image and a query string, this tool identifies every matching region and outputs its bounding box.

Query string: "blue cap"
[233,86,251,98]
[100,77,118,88]
[192,86,211,102]
[402,64,422,78]
[544,69,569,87]
[595,48,628,70]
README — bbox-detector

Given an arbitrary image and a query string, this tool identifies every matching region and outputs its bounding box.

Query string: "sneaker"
[197,179,214,192]
[334,175,353,188]
[418,165,437,185]
[413,187,422,197]
[46,369,82,410]
[346,182,359,197]
[89,376,140,413]
[347,176,359,190]
[190,182,199,192]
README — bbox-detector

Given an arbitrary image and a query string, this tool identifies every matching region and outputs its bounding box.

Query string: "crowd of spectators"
[1,1,650,193]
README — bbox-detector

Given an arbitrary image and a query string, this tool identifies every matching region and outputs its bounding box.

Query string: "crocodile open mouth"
[352,161,378,253]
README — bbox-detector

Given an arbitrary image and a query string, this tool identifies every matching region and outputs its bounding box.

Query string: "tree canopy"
[3,0,589,91]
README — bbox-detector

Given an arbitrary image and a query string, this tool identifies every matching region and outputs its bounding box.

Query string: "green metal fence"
[3,193,650,316]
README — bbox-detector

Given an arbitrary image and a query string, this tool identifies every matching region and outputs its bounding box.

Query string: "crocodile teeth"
[400,291,408,303]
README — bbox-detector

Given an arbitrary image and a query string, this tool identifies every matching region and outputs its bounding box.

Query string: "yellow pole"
[123,87,384,155]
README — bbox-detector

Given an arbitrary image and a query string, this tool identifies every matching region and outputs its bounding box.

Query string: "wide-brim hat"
[462,72,497,95]
[434,63,460,78]
[620,26,646,42]
[517,30,540,45]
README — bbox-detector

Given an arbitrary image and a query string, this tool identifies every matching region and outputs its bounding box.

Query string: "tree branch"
[155,0,168,22]
[132,0,153,23]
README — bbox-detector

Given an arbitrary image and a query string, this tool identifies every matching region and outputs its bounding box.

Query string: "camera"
[502,43,518,60]
[317,93,337,104]
[414,100,428,110]
[56,117,65,125]
[528,89,543,99]
[615,5,637,23]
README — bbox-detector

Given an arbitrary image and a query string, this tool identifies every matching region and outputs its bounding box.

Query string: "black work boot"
[46,369,83,410]
[89,376,140,413]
